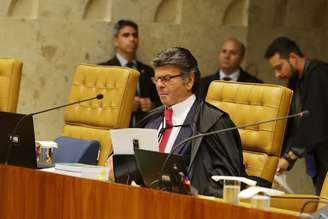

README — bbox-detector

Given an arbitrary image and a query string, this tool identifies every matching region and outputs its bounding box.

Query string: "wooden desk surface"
[0,165,301,219]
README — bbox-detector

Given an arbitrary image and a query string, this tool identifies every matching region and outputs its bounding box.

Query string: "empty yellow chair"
[206,81,293,184]
[61,64,139,165]
[0,58,22,112]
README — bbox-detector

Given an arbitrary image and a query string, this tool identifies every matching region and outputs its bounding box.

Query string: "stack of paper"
[53,163,109,181]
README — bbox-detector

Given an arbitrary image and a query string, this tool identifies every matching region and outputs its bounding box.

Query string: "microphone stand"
[5,94,104,165]
[158,110,310,190]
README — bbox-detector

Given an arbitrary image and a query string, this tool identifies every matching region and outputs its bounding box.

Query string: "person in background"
[265,36,328,195]
[99,19,160,126]
[198,38,262,98]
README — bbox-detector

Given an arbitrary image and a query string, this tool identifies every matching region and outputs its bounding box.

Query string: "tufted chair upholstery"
[0,58,22,112]
[270,172,328,213]
[206,81,293,183]
[62,64,139,165]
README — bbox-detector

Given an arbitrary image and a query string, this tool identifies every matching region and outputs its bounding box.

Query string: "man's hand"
[276,158,289,175]
[133,96,140,111]
[139,97,153,112]
[276,150,299,175]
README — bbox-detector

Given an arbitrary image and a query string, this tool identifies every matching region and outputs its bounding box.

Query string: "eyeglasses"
[151,74,183,84]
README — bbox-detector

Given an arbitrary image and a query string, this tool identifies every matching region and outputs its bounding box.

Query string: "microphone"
[158,124,190,139]
[157,110,310,191]
[29,93,104,116]
[134,106,164,128]
[5,94,104,165]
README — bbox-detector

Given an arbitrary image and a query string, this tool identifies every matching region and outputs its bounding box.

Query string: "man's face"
[113,26,139,56]
[154,65,194,107]
[268,53,297,80]
[218,40,243,73]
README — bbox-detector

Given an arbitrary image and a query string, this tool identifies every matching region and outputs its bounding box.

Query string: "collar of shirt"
[116,53,137,67]
[219,69,240,81]
[170,94,196,126]
[159,94,196,153]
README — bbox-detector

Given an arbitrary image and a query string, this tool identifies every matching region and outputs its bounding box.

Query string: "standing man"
[99,19,160,126]
[139,47,246,196]
[199,38,262,98]
[265,36,328,194]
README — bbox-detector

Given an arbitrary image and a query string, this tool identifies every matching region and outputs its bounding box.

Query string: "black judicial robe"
[287,60,328,193]
[139,100,246,197]
[289,60,328,155]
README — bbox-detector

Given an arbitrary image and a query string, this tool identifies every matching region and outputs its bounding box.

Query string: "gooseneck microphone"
[157,110,310,190]
[5,94,104,165]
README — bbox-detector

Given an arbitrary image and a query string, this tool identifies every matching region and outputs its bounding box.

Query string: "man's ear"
[113,36,118,47]
[288,52,298,66]
[186,72,195,91]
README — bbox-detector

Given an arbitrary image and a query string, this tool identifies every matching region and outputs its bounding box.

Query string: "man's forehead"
[269,53,284,64]
[221,40,240,50]
[155,65,181,74]
[118,26,137,34]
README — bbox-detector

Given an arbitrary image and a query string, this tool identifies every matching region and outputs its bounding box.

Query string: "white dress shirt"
[116,53,137,67]
[158,94,196,153]
[219,69,240,81]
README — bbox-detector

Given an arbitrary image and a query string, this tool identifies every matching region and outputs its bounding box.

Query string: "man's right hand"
[276,158,289,175]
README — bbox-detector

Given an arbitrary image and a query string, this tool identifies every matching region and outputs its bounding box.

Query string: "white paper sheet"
[110,128,159,154]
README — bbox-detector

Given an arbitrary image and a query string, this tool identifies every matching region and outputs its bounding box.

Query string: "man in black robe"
[265,36,328,194]
[99,20,160,126]
[198,38,262,99]
[138,47,246,197]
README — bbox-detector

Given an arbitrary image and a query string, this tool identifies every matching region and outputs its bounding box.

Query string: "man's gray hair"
[152,47,200,93]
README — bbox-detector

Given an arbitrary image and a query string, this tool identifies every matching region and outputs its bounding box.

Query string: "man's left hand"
[139,98,153,112]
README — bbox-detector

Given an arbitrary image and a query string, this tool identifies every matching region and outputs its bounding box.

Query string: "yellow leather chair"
[270,172,328,213]
[0,58,22,112]
[61,64,139,165]
[206,81,293,183]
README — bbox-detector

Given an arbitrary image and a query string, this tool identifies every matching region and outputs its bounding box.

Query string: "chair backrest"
[206,81,293,182]
[318,173,328,209]
[0,58,22,112]
[62,64,139,165]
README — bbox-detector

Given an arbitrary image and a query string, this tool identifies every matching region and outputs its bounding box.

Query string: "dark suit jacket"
[140,99,246,197]
[198,68,263,98]
[99,56,160,123]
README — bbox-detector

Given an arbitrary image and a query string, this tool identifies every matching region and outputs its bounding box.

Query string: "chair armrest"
[270,194,319,213]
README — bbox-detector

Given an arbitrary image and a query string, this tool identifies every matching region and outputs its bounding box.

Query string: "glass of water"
[251,192,270,210]
[223,179,241,204]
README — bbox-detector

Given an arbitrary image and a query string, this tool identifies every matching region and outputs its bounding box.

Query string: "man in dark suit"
[99,19,159,125]
[198,38,262,98]
[265,36,328,194]
[138,47,246,196]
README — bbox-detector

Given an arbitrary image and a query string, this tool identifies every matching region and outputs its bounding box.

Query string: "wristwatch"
[282,151,298,171]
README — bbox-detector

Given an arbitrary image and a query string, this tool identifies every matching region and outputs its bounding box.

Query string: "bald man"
[198,38,262,98]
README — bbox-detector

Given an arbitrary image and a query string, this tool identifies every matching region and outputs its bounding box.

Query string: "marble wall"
[0,0,248,140]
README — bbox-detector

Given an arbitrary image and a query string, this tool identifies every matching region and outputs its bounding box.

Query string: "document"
[110,128,159,155]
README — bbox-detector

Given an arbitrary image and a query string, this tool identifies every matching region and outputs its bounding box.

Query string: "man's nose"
[275,71,282,78]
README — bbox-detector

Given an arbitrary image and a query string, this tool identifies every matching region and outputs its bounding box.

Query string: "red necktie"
[159,108,173,153]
